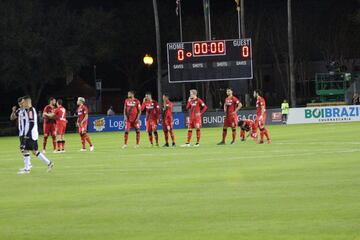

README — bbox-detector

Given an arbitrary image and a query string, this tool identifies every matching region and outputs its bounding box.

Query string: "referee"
[281,99,289,124]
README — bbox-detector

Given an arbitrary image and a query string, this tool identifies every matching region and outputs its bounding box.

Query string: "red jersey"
[54,106,67,125]
[186,97,207,119]
[225,96,240,116]
[124,98,141,122]
[43,104,56,124]
[256,96,266,116]
[141,100,160,121]
[77,104,89,125]
[163,99,173,119]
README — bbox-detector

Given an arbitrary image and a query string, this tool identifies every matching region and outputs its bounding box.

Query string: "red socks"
[148,132,153,144]
[52,137,56,150]
[125,131,140,145]
[154,131,158,144]
[136,131,140,145]
[45,136,57,150]
[260,128,270,141]
[80,133,92,149]
[124,132,129,145]
[222,128,236,142]
[187,129,200,143]
[222,129,227,142]
[187,130,192,143]
[164,130,169,144]
[170,130,175,143]
[196,129,201,143]
[240,130,245,139]
[164,129,175,144]
[43,136,48,150]
[81,135,86,149]
[232,129,236,142]
[57,140,65,151]
[85,134,92,146]
[264,128,270,140]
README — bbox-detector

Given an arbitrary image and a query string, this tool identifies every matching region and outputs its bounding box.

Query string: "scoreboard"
[166,38,253,83]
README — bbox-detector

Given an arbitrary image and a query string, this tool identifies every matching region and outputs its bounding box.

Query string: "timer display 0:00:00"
[177,44,250,61]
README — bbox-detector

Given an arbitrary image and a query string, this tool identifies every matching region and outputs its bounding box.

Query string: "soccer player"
[77,97,94,151]
[123,91,141,148]
[54,99,67,152]
[182,89,207,147]
[17,96,54,174]
[10,97,33,172]
[238,119,258,141]
[42,97,57,153]
[162,93,176,147]
[217,88,242,145]
[254,90,271,144]
[141,93,160,146]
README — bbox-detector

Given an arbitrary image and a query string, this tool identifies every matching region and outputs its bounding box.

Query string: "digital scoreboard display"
[167,38,253,83]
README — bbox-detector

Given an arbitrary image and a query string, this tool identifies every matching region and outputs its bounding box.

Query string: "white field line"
[274,141,360,145]
[0,149,359,173]
[0,145,358,161]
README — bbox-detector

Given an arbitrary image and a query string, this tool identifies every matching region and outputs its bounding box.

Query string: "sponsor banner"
[201,108,282,128]
[287,105,360,124]
[88,113,185,133]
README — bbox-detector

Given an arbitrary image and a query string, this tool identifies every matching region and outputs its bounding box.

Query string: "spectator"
[107,106,115,116]
[352,93,360,105]
[281,99,289,124]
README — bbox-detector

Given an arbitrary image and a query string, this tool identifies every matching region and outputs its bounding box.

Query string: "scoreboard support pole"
[241,0,246,38]
[236,1,241,39]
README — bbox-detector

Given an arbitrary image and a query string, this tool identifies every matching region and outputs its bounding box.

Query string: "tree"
[0,1,74,104]
[0,0,121,105]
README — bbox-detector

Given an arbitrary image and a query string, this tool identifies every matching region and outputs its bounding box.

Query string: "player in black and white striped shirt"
[17,96,54,174]
[10,97,33,172]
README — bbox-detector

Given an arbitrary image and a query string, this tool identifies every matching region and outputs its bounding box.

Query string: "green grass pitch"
[0,122,359,240]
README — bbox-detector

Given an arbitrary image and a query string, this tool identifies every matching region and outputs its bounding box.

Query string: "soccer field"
[0,123,359,240]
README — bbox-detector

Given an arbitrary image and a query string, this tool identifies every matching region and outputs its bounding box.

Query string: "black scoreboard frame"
[166,38,253,83]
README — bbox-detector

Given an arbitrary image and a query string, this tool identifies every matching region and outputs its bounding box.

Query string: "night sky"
[0,0,359,116]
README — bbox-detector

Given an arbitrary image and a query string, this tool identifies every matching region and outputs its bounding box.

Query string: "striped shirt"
[24,107,39,141]
[15,108,27,137]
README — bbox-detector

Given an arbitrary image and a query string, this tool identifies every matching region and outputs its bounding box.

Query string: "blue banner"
[88,113,185,133]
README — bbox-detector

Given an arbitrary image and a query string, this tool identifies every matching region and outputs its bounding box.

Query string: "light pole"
[235,0,245,39]
[288,0,296,107]
[152,0,162,104]
[240,0,245,38]
[203,0,212,104]
[93,65,97,113]
[235,0,241,38]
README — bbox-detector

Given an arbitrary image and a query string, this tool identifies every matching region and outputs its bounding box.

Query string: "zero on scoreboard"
[166,38,253,83]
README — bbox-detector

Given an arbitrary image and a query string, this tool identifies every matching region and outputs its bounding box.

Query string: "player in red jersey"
[42,97,57,153]
[162,93,176,147]
[238,119,258,141]
[54,99,67,152]
[123,91,141,148]
[141,93,160,146]
[217,88,242,145]
[77,97,94,152]
[182,89,207,147]
[254,90,271,144]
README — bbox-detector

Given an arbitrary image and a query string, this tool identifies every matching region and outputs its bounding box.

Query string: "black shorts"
[20,138,38,151]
